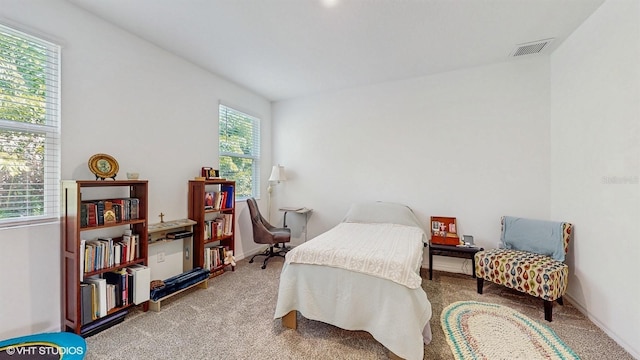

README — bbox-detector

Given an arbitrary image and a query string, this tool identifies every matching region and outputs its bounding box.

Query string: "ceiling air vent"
[510,38,554,57]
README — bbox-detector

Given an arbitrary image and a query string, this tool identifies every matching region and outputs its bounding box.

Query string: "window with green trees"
[219,104,260,200]
[0,24,60,226]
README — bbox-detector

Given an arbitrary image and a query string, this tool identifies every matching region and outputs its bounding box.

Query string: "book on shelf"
[119,230,138,263]
[103,201,116,224]
[80,283,93,325]
[80,198,141,228]
[130,198,140,220]
[80,205,88,228]
[80,239,86,281]
[126,264,150,305]
[106,284,115,311]
[204,245,229,270]
[104,270,128,308]
[166,230,193,239]
[223,214,233,235]
[110,198,129,221]
[84,276,107,318]
[85,202,97,227]
[204,191,228,211]
[217,191,226,210]
[221,184,234,209]
[114,244,121,266]
[204,218,227,240]
[82,231,141,274]
[96,200,105,226]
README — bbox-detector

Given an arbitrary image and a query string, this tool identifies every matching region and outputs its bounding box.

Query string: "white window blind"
[0,23,61,227]
[219,104,260,200]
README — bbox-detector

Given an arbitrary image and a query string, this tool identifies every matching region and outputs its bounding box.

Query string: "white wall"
[550,0,640,357]
[0,0,272,339]
[272,58,552,271]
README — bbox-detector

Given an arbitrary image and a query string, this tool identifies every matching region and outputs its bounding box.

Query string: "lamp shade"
[268,165,287,182]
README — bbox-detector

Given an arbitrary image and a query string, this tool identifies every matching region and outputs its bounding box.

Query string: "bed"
[273,202,432,360]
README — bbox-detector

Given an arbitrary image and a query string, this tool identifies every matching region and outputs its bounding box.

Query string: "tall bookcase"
[188,179,235,277]
[61,180,149,336]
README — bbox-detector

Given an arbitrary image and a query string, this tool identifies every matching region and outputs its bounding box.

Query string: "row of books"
[80,198,140,228]
[203,185,234,210]
[80,232,141,279]
[81,265,150,325]
[204,214,233,240]
[204,245,229,271]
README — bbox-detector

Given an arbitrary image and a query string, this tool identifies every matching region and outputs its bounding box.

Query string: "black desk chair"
[247,198,291,269]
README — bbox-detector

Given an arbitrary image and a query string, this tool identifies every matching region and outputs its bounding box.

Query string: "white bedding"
[274,202,432,360]
[284,222,425,289]
[274,263,432,360]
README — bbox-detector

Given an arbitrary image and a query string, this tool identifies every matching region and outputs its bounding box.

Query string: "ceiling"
[67,0,604,102]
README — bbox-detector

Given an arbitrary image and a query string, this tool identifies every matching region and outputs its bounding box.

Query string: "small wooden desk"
[279,207,312,242]
[428,240,483,280]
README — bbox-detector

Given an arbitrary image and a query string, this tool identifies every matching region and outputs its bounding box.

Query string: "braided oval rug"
[441,301,580,360]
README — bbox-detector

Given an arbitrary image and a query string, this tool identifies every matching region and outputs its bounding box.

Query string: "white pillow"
[342,201,423,228]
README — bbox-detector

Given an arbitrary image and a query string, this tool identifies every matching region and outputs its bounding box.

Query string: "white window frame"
[0,23,61,227]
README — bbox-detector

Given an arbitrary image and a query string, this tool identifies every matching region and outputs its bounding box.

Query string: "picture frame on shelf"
[88,153,119,180]
[430,216,460,246]
[201,167,220,179]
[204,192,214,210]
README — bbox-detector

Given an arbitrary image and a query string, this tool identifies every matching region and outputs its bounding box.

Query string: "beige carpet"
[84,257,634,359]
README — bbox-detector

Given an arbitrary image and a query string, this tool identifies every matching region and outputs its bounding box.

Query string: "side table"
[428,240,484,280]
[279,207,312,242]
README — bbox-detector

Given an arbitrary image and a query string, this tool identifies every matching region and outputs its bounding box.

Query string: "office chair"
[247,198,291,269]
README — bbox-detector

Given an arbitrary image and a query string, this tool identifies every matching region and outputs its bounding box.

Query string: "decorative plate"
[88,153,119,180]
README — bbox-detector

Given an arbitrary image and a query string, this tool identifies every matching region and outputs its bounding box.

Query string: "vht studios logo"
[3,345,84,357]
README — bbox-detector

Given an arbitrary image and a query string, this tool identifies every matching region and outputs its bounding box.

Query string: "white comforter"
[275,216,431,360]
[285,222,425,289]
[274,263,432,360]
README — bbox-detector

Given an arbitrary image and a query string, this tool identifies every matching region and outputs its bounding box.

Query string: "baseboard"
[564,294,640,359]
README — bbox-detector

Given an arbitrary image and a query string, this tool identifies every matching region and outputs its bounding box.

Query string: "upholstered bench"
[475,217,573,322]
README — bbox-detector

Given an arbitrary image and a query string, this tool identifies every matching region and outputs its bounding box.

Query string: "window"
[219,104,261,200]
[0,24,60,227]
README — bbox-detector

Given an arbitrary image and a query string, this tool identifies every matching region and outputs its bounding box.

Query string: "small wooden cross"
[159,212,165,223]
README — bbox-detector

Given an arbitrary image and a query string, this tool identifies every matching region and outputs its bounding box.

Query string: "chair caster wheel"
[249,259,254,263]
[261,264,266,269]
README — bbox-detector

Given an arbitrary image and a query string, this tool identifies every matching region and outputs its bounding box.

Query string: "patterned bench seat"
[474,217,573,322]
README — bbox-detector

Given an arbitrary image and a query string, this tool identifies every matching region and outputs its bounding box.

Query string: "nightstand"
[428,240,484,280]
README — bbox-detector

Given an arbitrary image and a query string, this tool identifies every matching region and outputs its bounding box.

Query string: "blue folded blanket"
[150,267,210,301]
[500,216,565,262]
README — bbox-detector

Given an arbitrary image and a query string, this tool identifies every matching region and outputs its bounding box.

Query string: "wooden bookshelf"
[61,180,149,336]
[188,179,235,277]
